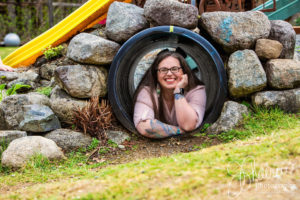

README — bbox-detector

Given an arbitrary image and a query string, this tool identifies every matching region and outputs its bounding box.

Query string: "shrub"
[35,86,53,97]
[43,45,64,60]
[73,97,114,145]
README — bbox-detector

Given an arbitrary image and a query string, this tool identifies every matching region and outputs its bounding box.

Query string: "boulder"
[50,86,87,124]
[0,71,19,84]
[19,104,61,132]
[45,129,92,152]
[1,136,65,168]
[0,93,50,130]
[252,88,300,113]
[0,131,27,145]
[206,101,249,134]
[40,63,59,81]
[106,2,149,43]
[255,39,283,59]
[265,59,300,89]
[199,11,271,53]
[67,33,120,65]
[227,50,267,98]
[268,20,296,59]
[107,130,130,145]
[144,0,198,29]
[55,65,107,98]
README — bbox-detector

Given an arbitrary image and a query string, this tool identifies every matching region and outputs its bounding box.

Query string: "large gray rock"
[45,129,92,152]
[55,65,107,98]
[227,50,267,98]
[1,136,65,168]
[265,59,300,89]
[0,71,19,84]
[106,2,149,43]
[268,20,296,59]
[0,131,27,145]
[252,88,300,113]
[107,130,130,145]
[40,63,59,81]
[199,11,271,53]
[144,0,198,29]
[206,101,249,134]
[67,33,120,65]
[0,93,50,130]
[19,104,61,132]
[50,86,87,124]
[255,39,283,60]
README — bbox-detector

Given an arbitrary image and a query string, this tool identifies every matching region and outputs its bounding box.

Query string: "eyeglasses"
[157,67,182,74]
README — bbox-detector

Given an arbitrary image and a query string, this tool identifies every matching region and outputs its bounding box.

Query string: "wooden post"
[48,0,54,27]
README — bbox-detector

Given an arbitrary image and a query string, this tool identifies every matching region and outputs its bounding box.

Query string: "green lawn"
[0,108,299,199]
[0,47,18,59]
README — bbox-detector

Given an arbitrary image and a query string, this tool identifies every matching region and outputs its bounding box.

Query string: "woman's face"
[157,56,183,91]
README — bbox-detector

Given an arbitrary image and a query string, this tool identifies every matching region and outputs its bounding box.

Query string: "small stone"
[118,145,125,149]
[255,39,283,59]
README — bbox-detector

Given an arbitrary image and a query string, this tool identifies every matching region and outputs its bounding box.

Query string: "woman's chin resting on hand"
[133,49,206,139]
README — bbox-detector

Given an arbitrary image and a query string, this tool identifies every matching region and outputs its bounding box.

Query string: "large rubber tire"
[108,26,227,133]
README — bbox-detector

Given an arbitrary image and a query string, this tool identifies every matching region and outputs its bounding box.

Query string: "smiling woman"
[133,49,206,138]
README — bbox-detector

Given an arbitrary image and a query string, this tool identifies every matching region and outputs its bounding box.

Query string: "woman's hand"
[0,58,14,72]
[176,74,188,89]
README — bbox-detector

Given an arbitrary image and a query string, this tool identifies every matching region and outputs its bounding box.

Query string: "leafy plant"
[43,45,64,60]
[0,83,5,101]
[35,86,52,97]
[6,83,31,96]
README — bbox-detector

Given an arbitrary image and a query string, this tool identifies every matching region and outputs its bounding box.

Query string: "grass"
[0,107,299,199]
[0,47,18,59]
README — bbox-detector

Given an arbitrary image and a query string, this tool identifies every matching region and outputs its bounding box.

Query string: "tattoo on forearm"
[174,94,184,100]
[145,119,180,138]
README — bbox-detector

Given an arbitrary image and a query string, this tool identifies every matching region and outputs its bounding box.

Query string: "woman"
[133,49,206,139]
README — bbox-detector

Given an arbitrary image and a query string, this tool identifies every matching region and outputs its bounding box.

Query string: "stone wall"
[0,0,299,167]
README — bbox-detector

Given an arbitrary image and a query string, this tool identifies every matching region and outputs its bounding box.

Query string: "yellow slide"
[3,0,132,68]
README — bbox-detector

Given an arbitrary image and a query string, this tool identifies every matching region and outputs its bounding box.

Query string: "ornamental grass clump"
[73,96,114,145]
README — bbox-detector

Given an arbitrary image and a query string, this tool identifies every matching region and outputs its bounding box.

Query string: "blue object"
[4,33,21,46]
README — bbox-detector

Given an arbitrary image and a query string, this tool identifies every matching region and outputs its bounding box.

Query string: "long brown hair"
[133,49,204,123]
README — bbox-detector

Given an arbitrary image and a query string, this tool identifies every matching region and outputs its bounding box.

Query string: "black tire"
[108,26,227,133]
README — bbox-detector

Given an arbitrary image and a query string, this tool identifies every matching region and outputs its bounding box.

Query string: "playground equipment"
[3,0,131,68]
[4,33,21,47]
[252,0,300,20]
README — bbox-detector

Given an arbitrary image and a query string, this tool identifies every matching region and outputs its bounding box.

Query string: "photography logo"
[226,156,297,199]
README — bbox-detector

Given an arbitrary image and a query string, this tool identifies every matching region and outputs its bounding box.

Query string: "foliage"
[34,86,52,97]
[214,106,298,142]
[43,45,64,60]
[6,83,31,96]
[0,84,5,102]
[295,16,300,26]
[73,97,114,144]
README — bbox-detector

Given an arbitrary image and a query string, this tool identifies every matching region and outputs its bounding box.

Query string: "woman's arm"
[136,119,184,139]
[174,93,198,131]
[174,75,206,131]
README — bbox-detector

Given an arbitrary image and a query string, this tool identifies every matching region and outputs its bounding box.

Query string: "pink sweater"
[134,85,206,128]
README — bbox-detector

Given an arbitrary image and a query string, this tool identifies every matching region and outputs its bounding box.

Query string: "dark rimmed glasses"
[157,67,182,74]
